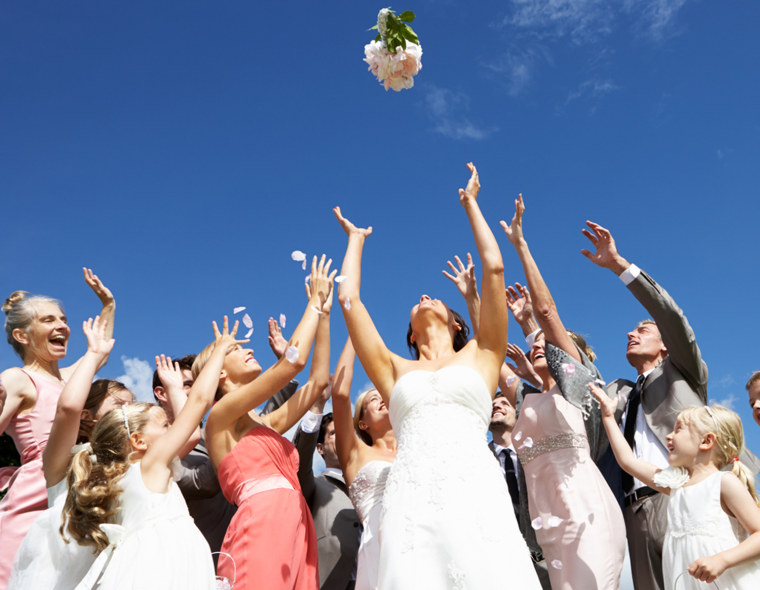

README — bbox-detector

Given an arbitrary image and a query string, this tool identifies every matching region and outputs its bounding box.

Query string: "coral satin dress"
[216,426,318,590]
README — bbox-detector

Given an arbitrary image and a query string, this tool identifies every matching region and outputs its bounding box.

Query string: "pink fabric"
[0,370,63,589]
[216,426,318,590]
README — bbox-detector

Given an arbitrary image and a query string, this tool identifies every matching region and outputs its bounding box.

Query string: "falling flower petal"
[242,313,253,329]
[513,431,523,441]
[291,250,306,262]
[343,297,351,310]
[522,437,534,449]
[506,376,517,387]
[233,306,246,314]
[244,328,253,339]
[531,517,543,530]
[594,378,606,387]
[335,275,347,283]
[305,275,311,286]
[561,363,576,376]
[551,560,563,570]
[302,259,307,270]
[285,346,299,364]
[279,314,286,329]
[547,516,562,528]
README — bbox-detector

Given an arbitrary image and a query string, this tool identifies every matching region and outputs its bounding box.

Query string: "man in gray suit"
[488,391,551,590]
[581,220,760,590]
[294,390,361,590]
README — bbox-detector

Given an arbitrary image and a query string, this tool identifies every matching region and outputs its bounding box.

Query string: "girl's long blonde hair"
[61,402,154,551]
[678,404,759,505]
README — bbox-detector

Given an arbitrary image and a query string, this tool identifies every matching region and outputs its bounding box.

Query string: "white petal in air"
[506,376,517,387]
[242,313,253,329]
[513,431,523,441]
[302,259,307,270]
[594,378,606,387]
[233,306,246,314]
[285,346,299,364]
[551,560,563,570]
[561,363,576,376]
[343,297,351,310]
[279,314,286,329]
[522,437,534,449]
[335,275,347,283]
[531,517,543,530]
[546,516,562,528]
[291,250,306,262]
[244,328,253,339]
[304,275,311,285]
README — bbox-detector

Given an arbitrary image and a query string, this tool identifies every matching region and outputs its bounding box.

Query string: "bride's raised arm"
[458,164,508,380]
[333,207,396,399]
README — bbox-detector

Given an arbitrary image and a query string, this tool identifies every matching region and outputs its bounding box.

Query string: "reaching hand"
[267,317,288,360]
[333,207,373,238]
[580,221,628,273]
[82,316,115,359]
[588,382,617,419]
[306,254,337,312]
[505,283,533,326]
[458,162,480,204]
[442,253,478,301]
[505,343,533,380]
[212,316,248,355]
[499,194,525,246]
[688,555,727,584]
[155,355,184,391]
[83,268,114,305]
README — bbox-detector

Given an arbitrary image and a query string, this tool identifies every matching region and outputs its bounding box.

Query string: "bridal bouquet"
[363,8,422,91]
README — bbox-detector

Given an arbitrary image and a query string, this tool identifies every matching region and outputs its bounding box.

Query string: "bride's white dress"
[378,365,541,590]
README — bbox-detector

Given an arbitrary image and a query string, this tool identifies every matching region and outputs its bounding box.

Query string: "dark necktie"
[501,448,520,513]
[622,374,646,493]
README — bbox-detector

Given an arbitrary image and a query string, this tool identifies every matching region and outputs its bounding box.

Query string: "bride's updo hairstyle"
[406,308,470,360]
[353,390,376,446]
[3,290,64,359]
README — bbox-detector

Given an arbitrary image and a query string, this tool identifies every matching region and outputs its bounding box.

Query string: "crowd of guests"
[1,163,760,590]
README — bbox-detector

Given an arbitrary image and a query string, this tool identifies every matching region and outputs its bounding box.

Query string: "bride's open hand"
[333,207,373,238]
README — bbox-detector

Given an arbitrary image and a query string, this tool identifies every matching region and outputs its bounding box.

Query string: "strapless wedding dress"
[377,365,541,590]
[349,460,392,590]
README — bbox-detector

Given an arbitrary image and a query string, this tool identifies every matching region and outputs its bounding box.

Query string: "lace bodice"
[349,460,392,523]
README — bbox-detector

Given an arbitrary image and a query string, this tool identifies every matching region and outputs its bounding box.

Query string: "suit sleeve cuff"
[619,263,640,286]
[300,411,322,433]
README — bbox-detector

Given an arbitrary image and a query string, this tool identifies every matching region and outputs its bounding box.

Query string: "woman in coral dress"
[0,269,114,588]
[195,255,335,590]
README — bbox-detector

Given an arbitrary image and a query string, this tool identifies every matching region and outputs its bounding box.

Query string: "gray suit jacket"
[606,269,760,481]
[293,427,361,590]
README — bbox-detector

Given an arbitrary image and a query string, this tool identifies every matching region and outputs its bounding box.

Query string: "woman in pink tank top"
[0,268,115,588]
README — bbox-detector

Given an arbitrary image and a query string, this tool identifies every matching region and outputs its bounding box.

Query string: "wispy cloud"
[425,86,497,140]
[116,356,154,402]
[714,394,737,410]
[484,46,550,97]
[566,78,620,104]
[632,0,689,41]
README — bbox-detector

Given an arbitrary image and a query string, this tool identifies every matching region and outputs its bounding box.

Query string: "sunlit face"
[665,418,701,469]
[94,389,135,421]
[222,344,262,384]
[409,295,450,328]
[317,420,339,468]
[626,322,667,367]
[359,389,388,430]
[529,333,548,374]
[138,406,170,449]
[179,369,194,394]
[748,382,760,428]
[19,302,70,361]
[490,395,516,430]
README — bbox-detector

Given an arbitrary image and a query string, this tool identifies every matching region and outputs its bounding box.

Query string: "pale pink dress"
[0,370,63,588]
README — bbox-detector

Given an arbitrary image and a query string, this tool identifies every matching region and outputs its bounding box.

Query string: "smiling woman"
[0,269,115,588]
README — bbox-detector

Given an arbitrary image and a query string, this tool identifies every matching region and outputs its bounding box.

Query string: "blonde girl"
[592,383,760,589]
[64,318,243,590]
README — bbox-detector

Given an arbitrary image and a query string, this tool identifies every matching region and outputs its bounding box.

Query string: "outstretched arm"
[505,283,539,338]
[334,207,396,398]
[589,382,668,494]
[332,338,362,481]
[43,316,114,487]
[505,343,543,389]
[458,163,508,376]
[155,355,200,458]
[501,195,580,362]
[442,253,481,337]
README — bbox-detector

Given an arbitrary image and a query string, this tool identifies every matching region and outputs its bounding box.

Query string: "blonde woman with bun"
[330,338,396,590]
[0,268,115,587]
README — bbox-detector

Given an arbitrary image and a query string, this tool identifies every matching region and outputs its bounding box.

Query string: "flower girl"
[591,383,760,589]
[65,317,244,590]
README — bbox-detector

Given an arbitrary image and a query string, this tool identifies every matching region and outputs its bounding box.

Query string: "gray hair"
[3,291,64,359]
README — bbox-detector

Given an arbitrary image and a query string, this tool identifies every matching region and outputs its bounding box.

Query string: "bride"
[333,163,541,589]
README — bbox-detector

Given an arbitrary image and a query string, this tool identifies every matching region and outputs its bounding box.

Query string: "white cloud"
[425,86,497,140]
[505,0,614,44]
[714,394,737,410]
[484,47,549,96]
[116,356,155,402]
[632,0,689,40]
[566,78,620,103]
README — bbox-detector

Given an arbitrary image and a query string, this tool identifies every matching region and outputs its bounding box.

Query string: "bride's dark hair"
[406,308,470,360]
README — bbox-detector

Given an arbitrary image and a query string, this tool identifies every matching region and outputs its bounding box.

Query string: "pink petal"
[285,346,299,364]
[302,259,307,270]
[506,376,517,387]
[279,314,286,329]
[547,516,562,528]
[513,431,523,441]
[242,313,253,329]
[233,306,246,314]
[343,296,351,310]
[522,437,534,449]
[291,250,306,262]
[244,328,253,339]
[561,363,576,376]
[531,517,543,530]
[551,560,563,570]
[335,275,347,284]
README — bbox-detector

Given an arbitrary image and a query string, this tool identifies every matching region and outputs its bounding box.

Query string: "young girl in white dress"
[64,317,245,590]
[591,384,760,589]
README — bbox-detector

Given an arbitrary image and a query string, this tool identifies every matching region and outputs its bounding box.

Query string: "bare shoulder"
[0,367,36,400]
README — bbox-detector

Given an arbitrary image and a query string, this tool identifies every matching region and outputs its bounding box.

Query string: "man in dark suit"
[294,389,361,590]
[488,391,551,590]
[581,220,759,590]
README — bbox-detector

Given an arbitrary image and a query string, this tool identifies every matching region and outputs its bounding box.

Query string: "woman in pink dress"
[194,255,335,590]
[502,195,625,590]
[0,269,114,588]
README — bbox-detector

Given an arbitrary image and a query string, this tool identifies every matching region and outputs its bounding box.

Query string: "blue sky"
[2,0,759,484]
